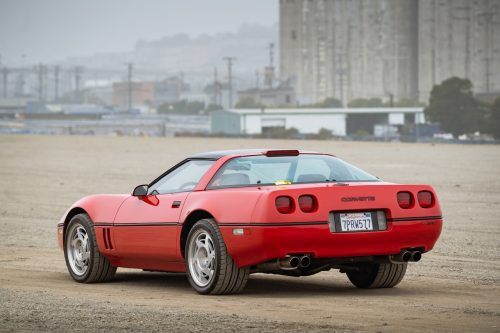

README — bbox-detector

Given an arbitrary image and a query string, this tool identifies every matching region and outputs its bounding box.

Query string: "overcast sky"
[0,0,278,65]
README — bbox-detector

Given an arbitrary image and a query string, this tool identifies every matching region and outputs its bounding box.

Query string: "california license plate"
[339,212,373,231]
[329,210,385,233]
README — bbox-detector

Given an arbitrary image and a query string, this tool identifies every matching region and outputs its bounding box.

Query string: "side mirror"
[132,184,148,197]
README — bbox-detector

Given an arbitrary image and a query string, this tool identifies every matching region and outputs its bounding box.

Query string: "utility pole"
[37,63,45,101]
[74,66,82,103]
[213,67,219,105]
[126,62,133,112]
[54,65,60,101]
[223,57,235,108]
[2,67,8,98]
[264,43,275,89]
[336,54,346,107]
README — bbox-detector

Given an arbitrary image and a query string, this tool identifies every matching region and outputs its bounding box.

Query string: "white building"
[210,107,424,136]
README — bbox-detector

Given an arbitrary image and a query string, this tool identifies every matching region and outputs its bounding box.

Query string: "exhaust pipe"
[299,255,311,268]
[410,251,422,262]
[256,256,301,272]
[390,250,411,263]
[280,256,300,269]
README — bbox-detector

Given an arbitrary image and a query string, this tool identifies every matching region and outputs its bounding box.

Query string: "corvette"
[58,149,442,294]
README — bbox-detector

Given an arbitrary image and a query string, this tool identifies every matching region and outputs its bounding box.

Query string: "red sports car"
[58,149,442,294]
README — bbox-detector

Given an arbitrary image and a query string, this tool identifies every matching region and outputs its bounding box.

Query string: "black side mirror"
[132,184,148,197]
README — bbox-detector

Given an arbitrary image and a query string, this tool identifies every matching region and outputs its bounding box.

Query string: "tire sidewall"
[347,263,379,288]
[185,219,221,294]
[64,214,95,282]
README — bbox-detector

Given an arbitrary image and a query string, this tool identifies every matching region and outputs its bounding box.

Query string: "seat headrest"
[219,173,251,186]
[296,173,327,182]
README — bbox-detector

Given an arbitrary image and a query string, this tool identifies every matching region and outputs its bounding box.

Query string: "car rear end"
[221,182,442,268]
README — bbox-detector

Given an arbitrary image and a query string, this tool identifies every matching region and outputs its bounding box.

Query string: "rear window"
[207,154,379,189]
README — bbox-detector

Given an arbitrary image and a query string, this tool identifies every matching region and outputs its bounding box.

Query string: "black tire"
[64,213,116,283]
[185,218,249,295]
[346,262,407,289]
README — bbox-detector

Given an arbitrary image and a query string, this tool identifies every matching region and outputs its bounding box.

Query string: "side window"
[148,160,214,195]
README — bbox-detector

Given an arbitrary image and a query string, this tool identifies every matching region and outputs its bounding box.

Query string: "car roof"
[189,149,320,159]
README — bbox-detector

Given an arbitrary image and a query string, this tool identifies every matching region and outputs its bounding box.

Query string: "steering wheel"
[179,181,198,190]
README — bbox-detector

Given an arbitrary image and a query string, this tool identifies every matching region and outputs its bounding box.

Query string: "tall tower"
[280,0,418,105]
[418,0,500,100]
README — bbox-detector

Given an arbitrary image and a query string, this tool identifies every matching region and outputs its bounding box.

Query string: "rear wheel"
[64,213,116,283]
[185,218,249,294]
[346,262,407,289]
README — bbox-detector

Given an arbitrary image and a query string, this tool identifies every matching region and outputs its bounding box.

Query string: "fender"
[179,189,264,225]
[57,194,129,249]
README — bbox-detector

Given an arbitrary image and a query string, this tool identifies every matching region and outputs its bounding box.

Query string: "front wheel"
[346,262,407,289]
[185,219,249,295]
[64,213,116,283]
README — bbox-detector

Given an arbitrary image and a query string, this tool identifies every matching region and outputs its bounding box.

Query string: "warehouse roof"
[223,107,423,115]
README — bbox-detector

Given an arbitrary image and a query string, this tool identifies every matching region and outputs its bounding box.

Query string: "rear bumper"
[220,218,443,267]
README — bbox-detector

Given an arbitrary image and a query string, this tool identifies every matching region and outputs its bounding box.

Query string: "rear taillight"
[417,191,434,208]
[397,191,413,209]
[275,196,294,214]
[298,195,317,213]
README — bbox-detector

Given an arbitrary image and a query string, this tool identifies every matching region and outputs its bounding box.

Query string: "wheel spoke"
[188,230,217,287]
[76,229,85,242]
[82,251,90,260]
[66,223,91,276]
[207,250,215,263]
[82,234,89,248]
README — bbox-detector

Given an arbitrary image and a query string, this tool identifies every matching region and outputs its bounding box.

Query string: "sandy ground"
[0,135,499,332]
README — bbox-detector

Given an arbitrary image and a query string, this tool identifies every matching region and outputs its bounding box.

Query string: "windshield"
[207,154,379,189]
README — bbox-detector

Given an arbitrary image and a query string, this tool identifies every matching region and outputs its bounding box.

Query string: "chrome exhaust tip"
[277,256,300,270]
[411,251,422,262]
[289,256,300,268]
[389,250,411,263]
[402,251,412,262]
[299,255,311,268]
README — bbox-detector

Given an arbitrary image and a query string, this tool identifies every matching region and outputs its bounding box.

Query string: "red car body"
[58,149,442,292]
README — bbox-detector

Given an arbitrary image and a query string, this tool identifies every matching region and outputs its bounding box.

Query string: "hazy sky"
[0,0,278,65]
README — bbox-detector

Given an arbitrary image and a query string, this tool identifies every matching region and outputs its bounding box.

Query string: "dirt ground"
[0,135,499,332]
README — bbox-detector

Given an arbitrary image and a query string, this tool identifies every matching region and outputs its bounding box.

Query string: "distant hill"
[61,24,278,87]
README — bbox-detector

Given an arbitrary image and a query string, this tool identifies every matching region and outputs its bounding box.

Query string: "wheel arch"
[180,209,215,258]
[63,207,89,237]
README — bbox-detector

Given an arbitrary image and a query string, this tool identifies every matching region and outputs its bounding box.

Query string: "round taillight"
[275,196,294,214]
[397,191,413,209]
[417,191,434,208]
[298,195,317,213]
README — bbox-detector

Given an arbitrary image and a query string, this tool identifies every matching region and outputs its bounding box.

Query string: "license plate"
[329,210,384,233]
[339,212,373,231]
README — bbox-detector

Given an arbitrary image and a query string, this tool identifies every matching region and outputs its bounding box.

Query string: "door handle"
[172,201,181,208]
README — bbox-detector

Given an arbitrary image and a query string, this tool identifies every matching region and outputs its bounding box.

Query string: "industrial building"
[280,0,500,104]
[237,84,296,107]
[210,107,424,136]
[112,76,188,108]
